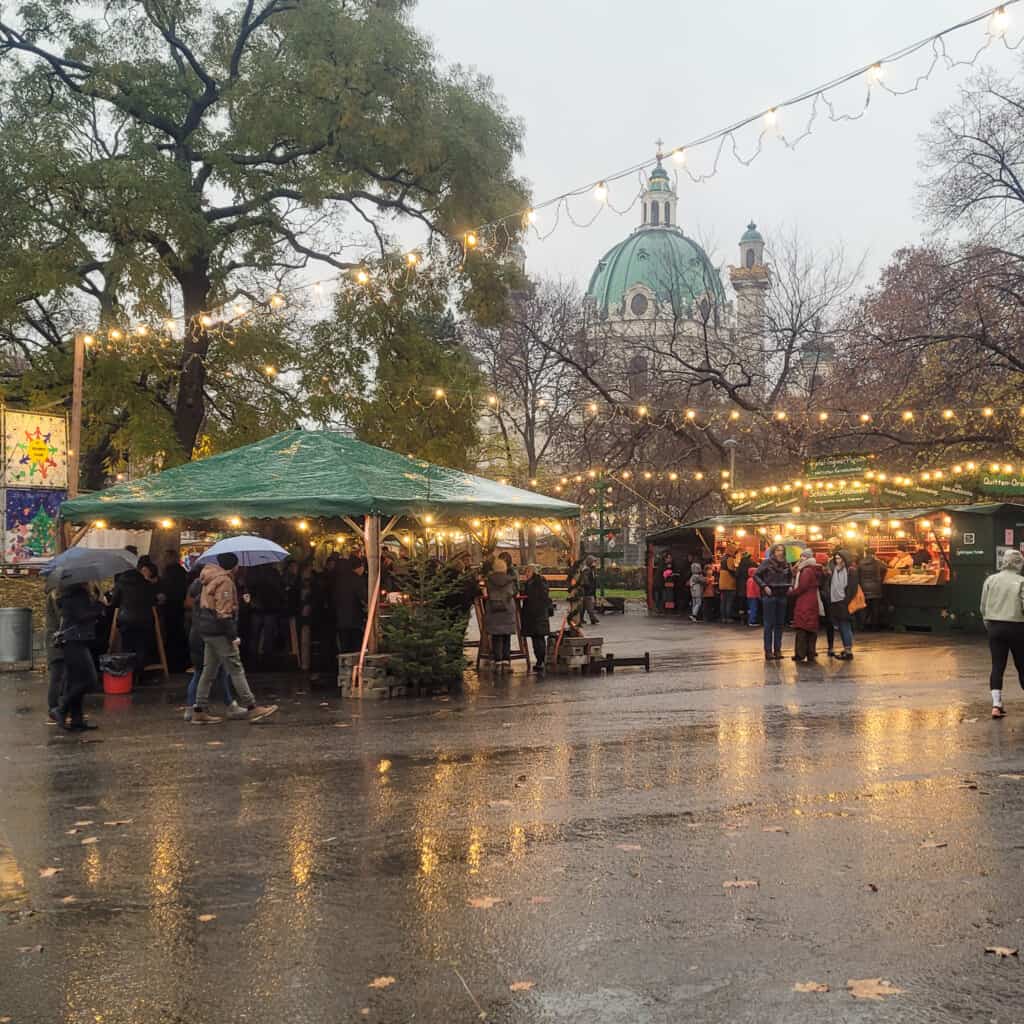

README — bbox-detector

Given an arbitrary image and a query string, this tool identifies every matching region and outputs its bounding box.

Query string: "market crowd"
[650,538,935,662]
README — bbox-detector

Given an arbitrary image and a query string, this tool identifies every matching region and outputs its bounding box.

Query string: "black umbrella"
[40,547,138,590]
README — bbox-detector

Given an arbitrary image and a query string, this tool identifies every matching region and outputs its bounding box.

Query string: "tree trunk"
[173,264,213,461]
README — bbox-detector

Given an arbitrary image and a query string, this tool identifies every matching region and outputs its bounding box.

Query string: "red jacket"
[790,562,822,632]
[745,567,759,599]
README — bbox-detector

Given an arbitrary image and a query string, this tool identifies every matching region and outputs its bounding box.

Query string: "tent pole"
[365,515,381,654]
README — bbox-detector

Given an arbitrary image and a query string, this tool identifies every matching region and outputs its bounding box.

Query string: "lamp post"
[68,333,86,498]
[723,438,739,490]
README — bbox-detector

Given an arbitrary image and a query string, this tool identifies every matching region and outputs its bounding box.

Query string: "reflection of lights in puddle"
[419,833,439,876]
[378,759,392,774]
[84,846,102,887]
[467,828,485,875]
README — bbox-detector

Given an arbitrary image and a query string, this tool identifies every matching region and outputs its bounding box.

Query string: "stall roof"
[61,430,581,524]
[647,502,1014,545]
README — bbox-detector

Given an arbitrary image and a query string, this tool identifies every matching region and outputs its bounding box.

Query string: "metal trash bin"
[0,608,33,666]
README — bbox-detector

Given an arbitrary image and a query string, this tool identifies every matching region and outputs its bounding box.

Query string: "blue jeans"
[837,618,854,651]
[762,595,787,654]
[747,596,760,625]
[186,666,234,708]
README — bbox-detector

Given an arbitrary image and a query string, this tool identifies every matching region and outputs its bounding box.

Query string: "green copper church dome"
[586,227,725,317]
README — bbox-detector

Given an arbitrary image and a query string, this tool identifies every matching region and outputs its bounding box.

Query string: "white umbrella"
[195,535,289,567]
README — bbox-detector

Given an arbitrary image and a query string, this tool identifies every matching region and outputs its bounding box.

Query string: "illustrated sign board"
[3,410,68,489]
[4,488,65,564]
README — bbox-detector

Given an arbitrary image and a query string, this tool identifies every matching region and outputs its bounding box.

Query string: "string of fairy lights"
[71,2,1021,349]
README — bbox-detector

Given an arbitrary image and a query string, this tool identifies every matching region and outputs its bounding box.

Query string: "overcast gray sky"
[413,1,1022,286]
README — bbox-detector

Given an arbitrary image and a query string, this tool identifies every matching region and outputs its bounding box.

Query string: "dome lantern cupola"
[641,141,676,228]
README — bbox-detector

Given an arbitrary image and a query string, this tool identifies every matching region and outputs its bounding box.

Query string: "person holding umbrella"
[190,537,284,724]
[42,547,138,731]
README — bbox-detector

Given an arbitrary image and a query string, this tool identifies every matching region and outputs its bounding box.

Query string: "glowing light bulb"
[902,410,914,421]
[942,409,955,420]
[991,462,1001,473]
[525,208,537,224]
[953,464,963,474]
[694,472,704,481]
[818,411,829,422]
[355,269,369,285]
[109,328,123,341]
[889,520,901,529]
[668,472,678,481]
[297,520,309,532]
[715,525,726,534]
[1004,464,1015,474]
[860,413,871,423]
[487,394,498,406]
[991,5,1010,36]
[228,516,242,528]
[983,406,995,417]
[775,410,787,421]
[83,335,95,347]
[159,518,174,529]
[405,251,418,266]
[269,293,285,308]
[870,518,881,528]
[434,388,446,400]
[199,314,214,328]
[465,232,478,248]
[867,62,884,85]
[942,526,952,537]
[685,409,697,420]
[93,519,107,530]
[593,181,608,204]
[637,404,648,417]
[672,147,687,166]
[264,365,277,377]
[764,107,778,128]
[643,471,653,480]
[587,402,599,414]
[729,410,740,421]
[423,514,434,525]
[736,528,746,537]
[966,461,976,471]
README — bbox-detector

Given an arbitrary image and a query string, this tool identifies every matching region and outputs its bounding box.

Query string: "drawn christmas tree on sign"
[26,503,55,557]
[11,426,59,483]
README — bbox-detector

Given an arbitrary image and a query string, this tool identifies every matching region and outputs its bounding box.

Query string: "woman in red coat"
[790,548,822,663]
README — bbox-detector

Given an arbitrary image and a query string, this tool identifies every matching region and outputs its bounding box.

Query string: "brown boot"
[189,710,223,724]
[248,704,279,723]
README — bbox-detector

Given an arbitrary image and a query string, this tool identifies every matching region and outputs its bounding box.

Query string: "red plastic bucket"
[102,671,133,695]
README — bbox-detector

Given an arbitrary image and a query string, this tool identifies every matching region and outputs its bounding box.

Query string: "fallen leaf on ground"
[488,799,513,808]
[763,826,787,833]
[529,896,552,905]
[866,883,879,893]
[958,782,978,790]
[17,945,43,954]
[467,896,503,909]
[615,843,642,851]
[64,829,78,836]
[197,914,217,922]
[721,823,741,831]
[793,981,829,993]
[60,896,78,905]
[38,867,62,878]
[510,980,535,992]
[74,805,96,811]
[72,820,93,827]
[501,722,513,729]
[919,840,947,849]
[333,723,351,728]
[368,976,395,989]
[961,717,979,724]
[319,702,330,707]
[360,1010,370,1017]
[998,773,1024,780]
[206,741,224,747]
[985,946,1019,958]
[2,1015,12,1021]
[723,879,759,890]
[847,978,903,1000]
[103,820,133,827]
[80,837,98,846]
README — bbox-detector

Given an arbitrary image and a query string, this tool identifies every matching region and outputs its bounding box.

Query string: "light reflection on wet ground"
[1,621,1023,1023]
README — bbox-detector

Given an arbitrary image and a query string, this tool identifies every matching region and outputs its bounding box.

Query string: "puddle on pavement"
[0,829,27,910]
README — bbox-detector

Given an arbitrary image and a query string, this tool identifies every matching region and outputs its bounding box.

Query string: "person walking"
[703,563,720,622]
[736,549,755,623]
[857,549,887,630]
[745,566,761,627]
[754,544,792,660]
[183,575,240,721]
[789,548,822,663]
[45,588,66,720]
[50,583,104,731]
[109,558,158,687]
[580,557,600,624]
[827,550,859,660]
[484,558,518,669]
[190,553,278,724]
[980,548,1024,718]
[718,545,738,622]
[688,563,704,622]
[520,564,551,675]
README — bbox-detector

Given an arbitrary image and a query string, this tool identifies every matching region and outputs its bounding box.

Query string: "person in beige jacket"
[980,548,1024,718]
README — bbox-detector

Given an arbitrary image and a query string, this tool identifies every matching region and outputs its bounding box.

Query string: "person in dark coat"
[520,564,551,674]
[789,548,822,663]
[857,549,887,630]
[160,549,190,671]
[110,560,159,685]
[827,550,860,660]
[485,559,518,669]
[45,589,65,717]
[735,550,755,622]
[754,544,793,660]
[579,557,600,624]
[333,557,368,655]
[247,563,285,657]
[50,584,104,731]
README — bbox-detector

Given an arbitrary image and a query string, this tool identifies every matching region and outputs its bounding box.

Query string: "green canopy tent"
[61,430,581,665]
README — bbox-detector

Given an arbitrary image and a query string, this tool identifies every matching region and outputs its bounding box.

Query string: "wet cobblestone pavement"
[2,615,1023,1023]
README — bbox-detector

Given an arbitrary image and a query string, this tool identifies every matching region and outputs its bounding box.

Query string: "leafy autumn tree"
[0,0,526,482]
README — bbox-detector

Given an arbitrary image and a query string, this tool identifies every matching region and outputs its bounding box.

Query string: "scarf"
[830,565,848,603]
[794,555,816,586]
